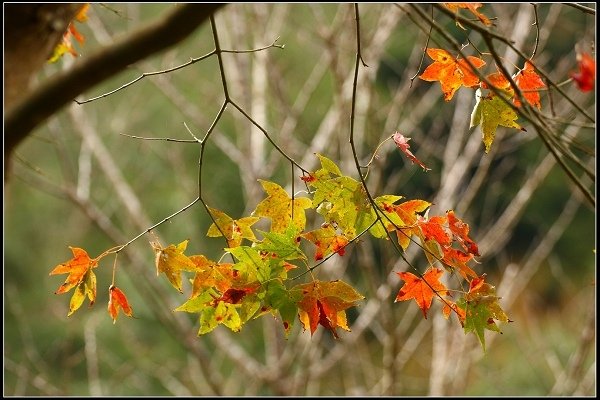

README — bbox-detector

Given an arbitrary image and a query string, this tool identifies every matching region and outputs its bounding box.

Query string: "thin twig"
[409,4,433,87]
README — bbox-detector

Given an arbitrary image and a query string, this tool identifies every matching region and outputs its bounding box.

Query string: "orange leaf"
[443,3,492,26]
[418,215,452,246]
[419,48,486,101]
[571,51,595,92]
[50,247,98,294]
[482,71,511,91]
[447,210,479,256]
[513,61,545,108]
[108,285,133,324]
[395,267,449,318]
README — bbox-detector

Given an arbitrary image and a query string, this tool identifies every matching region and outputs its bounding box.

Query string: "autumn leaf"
[50,246,99,294]
[391,199,431,250]
[295,280,364,338]
[419,48,486,101]
[395,267,449,318]
[252,180,312,233]
[301,224,349,261]
[108,285,133,324]
[48,4,89,63]
[392,132,431,171]
[206,206,259,248]
[459,275,511,350]
[447,210,479,256]
[443,3,492,26]
[570,51,595,92]
[513,61,546,108]
[254,226,306,261]
[68,269,97,317]
[151,240,198,293]
[470,87,524,153]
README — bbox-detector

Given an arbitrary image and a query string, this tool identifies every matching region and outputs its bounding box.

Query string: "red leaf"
[513,61,546,108]
[108,286,133,324]
[392,132,431,171]
[447,210,479,256]
[571,51,595,92]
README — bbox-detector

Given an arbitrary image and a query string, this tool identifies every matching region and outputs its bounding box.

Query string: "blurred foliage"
[4,3,595,396]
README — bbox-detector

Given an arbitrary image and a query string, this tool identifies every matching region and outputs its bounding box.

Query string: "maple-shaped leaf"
[50,247,99,294]
[459,275,511,350]
[295,280,364,339]
[391,199,431,250]
[570,51,595,92]
[513,61,546,108]
[206,207,259,248]
[395,267,449,319]
[470,88,524,153]
[252,180,312,233]
[108,285,133,324]
[187,255,238,299]
[151,240,198,293]
[443,3,492,26]
[254,226,306,262]
[392,132,431,171]
[301,224,349,261]
[418,215,452,246]
[419,48,486,101]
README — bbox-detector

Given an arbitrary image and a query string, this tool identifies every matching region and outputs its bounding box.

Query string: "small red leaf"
[571,51,595,92]
[392,132,431,171]
[108,285,133,324]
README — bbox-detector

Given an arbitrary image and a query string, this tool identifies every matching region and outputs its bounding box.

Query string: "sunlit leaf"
[420,48,486,101]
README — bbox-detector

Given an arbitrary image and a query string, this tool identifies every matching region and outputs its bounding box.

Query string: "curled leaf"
[392,132,431,171]
[108,285,133,324]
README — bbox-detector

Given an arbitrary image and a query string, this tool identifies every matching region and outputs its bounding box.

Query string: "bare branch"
[5,4,225,163]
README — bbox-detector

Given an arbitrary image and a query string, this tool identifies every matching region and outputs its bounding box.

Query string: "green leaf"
[470,88,523,153]
[255,226,306,261]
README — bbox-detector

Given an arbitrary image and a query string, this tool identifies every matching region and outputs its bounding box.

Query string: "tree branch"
[4,3,225,164]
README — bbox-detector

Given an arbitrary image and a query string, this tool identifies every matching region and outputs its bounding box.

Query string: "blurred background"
[4,3,595,396]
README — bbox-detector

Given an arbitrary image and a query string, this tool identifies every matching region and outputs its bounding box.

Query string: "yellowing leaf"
[443,3,492,26]
[206,207,259,248]
[458,276,511,350]
[301,224,349,261]
[108,285,133,324]
[419,48,486,101]
[395,267,448,319]
[50,247,98,294]
[252,180,312,233]
[470,88,523,153]
[295,280,364,338]
[151,240,198,293]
